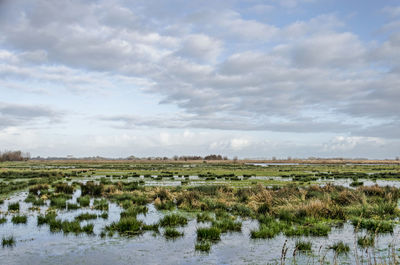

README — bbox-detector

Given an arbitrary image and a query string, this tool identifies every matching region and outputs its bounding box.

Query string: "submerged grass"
[11,215,27,224]
[197,213,214,223]
[164,227,184,239]
[75,213,98,221]
[2,236,15,247]
[195,241,211,252]
[77,195,90,207]
[197,227,221,242]
[295,240,312,252]
[329,241,350,254]
[8,202,20,211]
[159,214,188,227]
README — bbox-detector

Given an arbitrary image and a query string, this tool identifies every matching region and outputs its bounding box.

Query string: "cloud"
[0,102,62,129]
[0,0,399,151]
[382,6,400,18]
[175,34,222,62]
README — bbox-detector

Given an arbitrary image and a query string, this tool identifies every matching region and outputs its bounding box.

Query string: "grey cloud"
[0,0,399,139]
[100,113,357,134]
[0,102,62,128]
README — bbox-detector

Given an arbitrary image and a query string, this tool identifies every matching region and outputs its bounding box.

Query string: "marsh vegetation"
[0,161,400,264]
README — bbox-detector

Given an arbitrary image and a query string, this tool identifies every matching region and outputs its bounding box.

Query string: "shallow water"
[1,190,400,265]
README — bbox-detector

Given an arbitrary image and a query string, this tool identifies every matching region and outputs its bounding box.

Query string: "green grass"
[106,217,143,236]
[197,227,221,241]
[100,212,108,219]
[211,219,241,233]
[8,202,20,211]
[77,195,90,207]
[2,236,15,247]
[37,212,57,226]
[93,199,109,211]
[357,235,375,248]
[82,223,94,234]
[120,205,148,218]
[75,213,98,221]
[61,220,82,234]
[284,222,331,237]
[295,240,312,252]
[195,241,211,252]
[164,227,184,238]
[197,213,214,223]
[67,203,80,210]
[50,197,67,209]
[329,241,350,254]
[0,217,6,224]
[251,224,281,239]
[11,215,27,224]
[351,218,394,233]
[159,214,188,227]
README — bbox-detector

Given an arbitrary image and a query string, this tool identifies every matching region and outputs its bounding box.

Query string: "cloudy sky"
[0,0,399,159]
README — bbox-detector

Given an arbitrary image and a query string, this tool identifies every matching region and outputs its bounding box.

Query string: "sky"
[0,0,399,159]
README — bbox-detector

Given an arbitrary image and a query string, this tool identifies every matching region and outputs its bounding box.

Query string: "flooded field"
[1,161,400,264]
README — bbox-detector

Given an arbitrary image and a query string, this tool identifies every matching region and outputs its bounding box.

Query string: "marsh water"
[1,187,400,265]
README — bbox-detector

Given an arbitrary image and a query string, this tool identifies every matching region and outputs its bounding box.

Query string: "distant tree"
[233,156,238,163]
[396,157,399,161]
[204,154,223,160]
[0,150,30,162]
[272,156,276,161]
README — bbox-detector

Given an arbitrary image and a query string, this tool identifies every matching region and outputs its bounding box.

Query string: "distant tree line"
[0,150,30,162]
